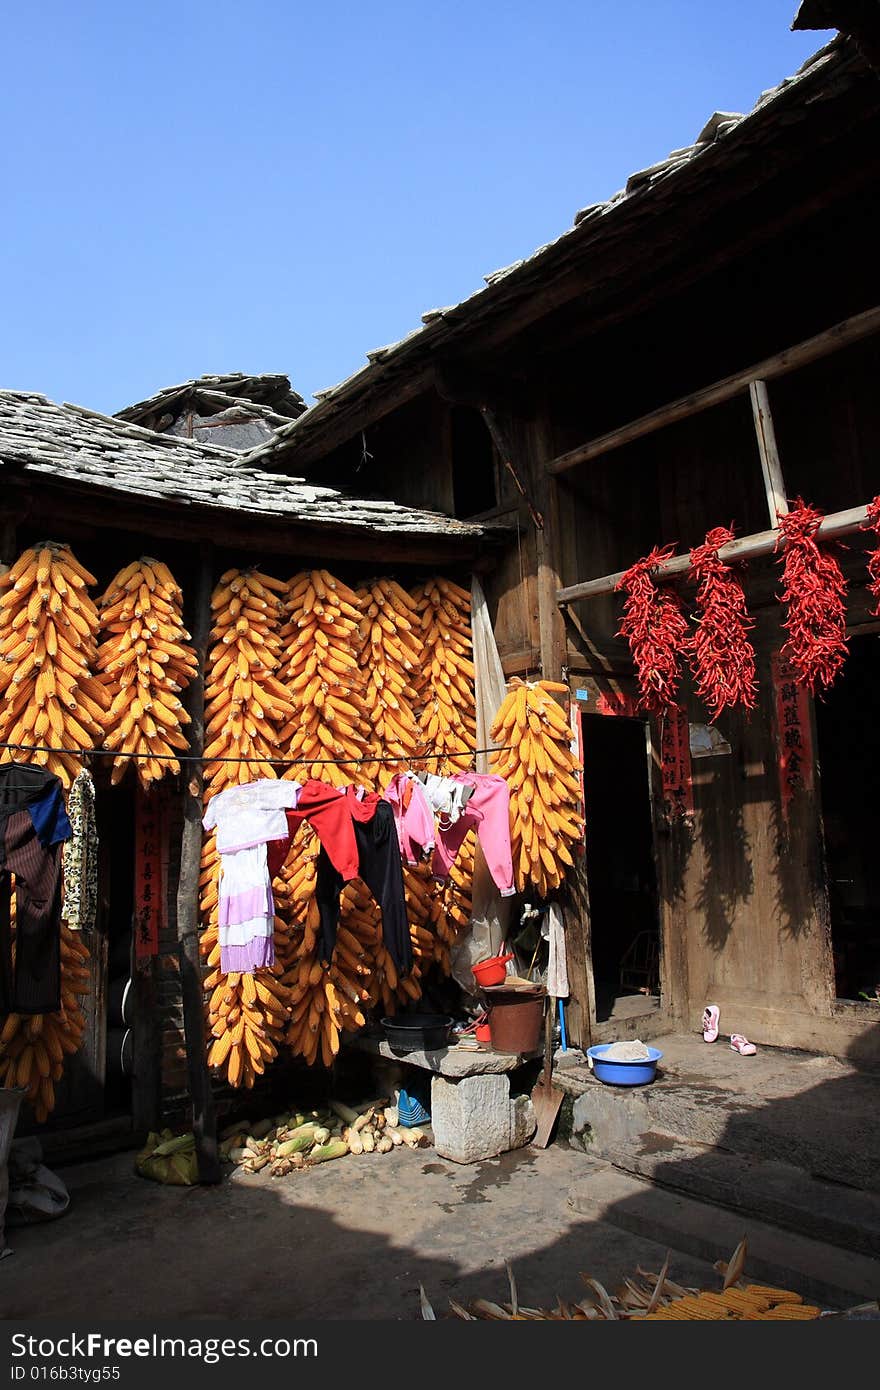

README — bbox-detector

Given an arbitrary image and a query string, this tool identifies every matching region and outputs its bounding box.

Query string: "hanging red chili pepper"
[776,498,848,693]
[863,494,880,615]
[689,524,758,720]
[615,544,691,713]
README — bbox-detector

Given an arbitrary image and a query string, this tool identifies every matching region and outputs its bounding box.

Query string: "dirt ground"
[0,1140,719,1320]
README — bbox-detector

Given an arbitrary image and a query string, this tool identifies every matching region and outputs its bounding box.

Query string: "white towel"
[545,902,569,998]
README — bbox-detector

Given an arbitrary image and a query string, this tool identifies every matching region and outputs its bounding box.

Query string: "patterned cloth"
[62,769,98,931]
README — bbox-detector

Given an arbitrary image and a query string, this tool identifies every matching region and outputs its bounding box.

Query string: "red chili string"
[776,498,848,693]
[863,494,880,615]
[689,524,758,720]
[615,544,691,713]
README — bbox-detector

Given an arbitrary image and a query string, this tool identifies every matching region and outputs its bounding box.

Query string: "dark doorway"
[815,633,880,1003]
[581,714,661,1024]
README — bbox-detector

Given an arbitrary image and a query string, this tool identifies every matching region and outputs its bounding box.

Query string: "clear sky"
[1,2,832,416]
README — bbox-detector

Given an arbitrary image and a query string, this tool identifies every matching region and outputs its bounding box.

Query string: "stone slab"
[568,1161,880,1310]
[347,1034,526,1076]
[431,1073,513,1163]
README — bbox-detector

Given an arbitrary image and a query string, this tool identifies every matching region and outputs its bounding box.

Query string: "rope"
[0,740,510,767]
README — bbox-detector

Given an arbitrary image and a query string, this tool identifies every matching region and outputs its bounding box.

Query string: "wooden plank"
[556,501,872,604]
[175,542,220,1184]
[749,379,789,525]
[500,647,541,677]
[546,304,880,475]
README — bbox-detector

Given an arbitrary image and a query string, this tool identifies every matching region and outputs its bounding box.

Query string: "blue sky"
[1,2,831,415]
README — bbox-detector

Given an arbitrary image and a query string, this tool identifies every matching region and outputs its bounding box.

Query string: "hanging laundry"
[419,773,475,827]
[432,771,515,898]
[383,772,435,866]
[282,779,378,879]
[314,799,412,976]
[202,779,303,974]
[0,763,72,1014]
[62,768,98,932]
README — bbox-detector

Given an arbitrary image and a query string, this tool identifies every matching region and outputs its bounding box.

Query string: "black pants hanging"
[315,800,412,976]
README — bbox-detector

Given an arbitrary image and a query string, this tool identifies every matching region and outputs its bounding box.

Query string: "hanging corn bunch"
[0,544,106,787]
[491,679,583,899]
[200,567,296,1089]
[282,873,374,1067]
[357,579,423,788]
[615,545,691,714]
[279,569,369,789]
[411,577,476,773]
[95,558,197,787]
[777,499,848,693]
[203,568,295,793]
[0,926,90,1123]
[688,526,758,720]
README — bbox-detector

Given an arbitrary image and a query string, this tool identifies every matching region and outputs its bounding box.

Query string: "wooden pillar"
[175,543,220,1183]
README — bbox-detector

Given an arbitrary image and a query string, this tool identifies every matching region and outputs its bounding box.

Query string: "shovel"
[530,996,564,1148]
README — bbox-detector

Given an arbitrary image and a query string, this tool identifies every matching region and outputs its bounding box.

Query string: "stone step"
[598,1131,880,1259]
[568,1060,880,1193]
[567,1160,880,1311]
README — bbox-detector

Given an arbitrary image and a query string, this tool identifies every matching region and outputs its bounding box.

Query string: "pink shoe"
[730,1034,757,1056]
[702,1004,720,1043]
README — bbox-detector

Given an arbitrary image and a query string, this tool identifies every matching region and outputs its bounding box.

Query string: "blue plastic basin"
[586,1044,663,1087]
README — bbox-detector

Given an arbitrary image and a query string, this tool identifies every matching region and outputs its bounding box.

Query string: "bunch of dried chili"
[863,494,880,615]
[776,498,848,693]
[615,544,691,712]
[688,524,758,720]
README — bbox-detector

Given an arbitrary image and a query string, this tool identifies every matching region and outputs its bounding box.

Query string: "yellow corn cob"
[0,925,89,1120]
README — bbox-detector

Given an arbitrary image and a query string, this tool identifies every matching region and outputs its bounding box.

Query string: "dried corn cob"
[279,569,370,789]
[0,544,105,786]
[357,579,423,787]
[411,576,476,773]
[96,558,197,787]
[0,926,91,1122]
[490,678,584,898]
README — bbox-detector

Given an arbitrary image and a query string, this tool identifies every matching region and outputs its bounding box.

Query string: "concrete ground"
[1,1141,723,1321]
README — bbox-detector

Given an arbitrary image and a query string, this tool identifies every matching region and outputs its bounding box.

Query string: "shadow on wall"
[694,790,754,952]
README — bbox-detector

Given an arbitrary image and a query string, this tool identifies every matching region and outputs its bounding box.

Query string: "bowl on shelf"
[380,1014,454,1052]
[471,953,515,987]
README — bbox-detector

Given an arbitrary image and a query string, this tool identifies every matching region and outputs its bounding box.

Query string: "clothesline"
[0,739,510,767]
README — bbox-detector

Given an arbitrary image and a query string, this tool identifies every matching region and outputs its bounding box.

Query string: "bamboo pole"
[175,541,220,1183]
[556,502,871,605]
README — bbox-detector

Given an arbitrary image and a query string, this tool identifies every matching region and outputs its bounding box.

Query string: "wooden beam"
[556,502,872,604]
[479,407,544,530]
[175,542,220,1184]
[500,647,541,677]
[749,379,789,525]
[546,304,880,475]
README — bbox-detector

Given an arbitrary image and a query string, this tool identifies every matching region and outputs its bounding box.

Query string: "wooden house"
[244,33,880,1065]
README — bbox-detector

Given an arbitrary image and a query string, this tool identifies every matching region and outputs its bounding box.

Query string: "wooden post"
[749,380,789,526]
[175,542,220,1183]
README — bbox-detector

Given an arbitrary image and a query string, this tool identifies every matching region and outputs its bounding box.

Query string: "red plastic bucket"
[472,953,515,987]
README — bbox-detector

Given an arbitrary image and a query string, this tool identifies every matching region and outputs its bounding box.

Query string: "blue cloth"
[27,783,72,847]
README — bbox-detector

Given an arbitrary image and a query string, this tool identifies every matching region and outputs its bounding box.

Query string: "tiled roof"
[0,390,484,538]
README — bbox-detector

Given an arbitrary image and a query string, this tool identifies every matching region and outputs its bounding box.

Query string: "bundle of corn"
[411,577,475,774]
[219,1098,429,1175]
[279,570,369,789]
[423,1243,827,1322]
[0,927,90,1123]
[356,579,424,787]
[0,544,106,786]
[490,679,583,899]
[200,567,298,1089]
[202,935,291,1088]
[95,558,197,787]
[439,830,475,938]
[203,567,295,793]
[283,875,374,1066]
